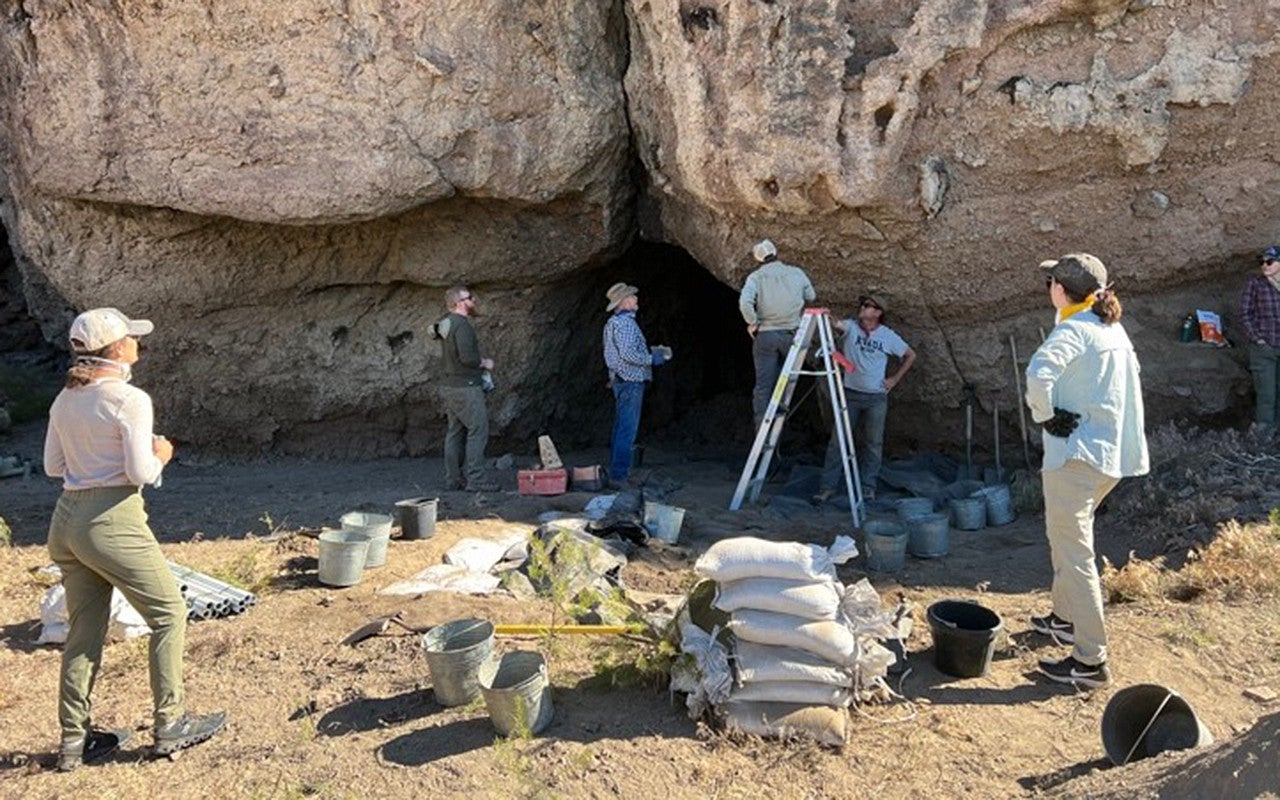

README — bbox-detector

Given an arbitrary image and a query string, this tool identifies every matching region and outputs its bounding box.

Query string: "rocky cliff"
[2,0,1276,455]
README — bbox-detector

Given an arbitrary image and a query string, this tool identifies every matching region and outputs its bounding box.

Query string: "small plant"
[207,547,273,595]
[0,515,11,548]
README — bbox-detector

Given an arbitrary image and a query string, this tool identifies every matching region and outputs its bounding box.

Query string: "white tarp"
[381,528,530,596]
[38,579,151,645]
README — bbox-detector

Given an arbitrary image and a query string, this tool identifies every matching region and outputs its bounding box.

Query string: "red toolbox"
[518,468,568,496]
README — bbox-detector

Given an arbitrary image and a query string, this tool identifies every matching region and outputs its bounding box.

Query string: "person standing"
[602,283,671,484]
[44,308,225,771]
[1241,245,1280,430]
[1026,253,1149,688]
[434,286,497,492]
[817,294,915,503]
[738,239,816,429]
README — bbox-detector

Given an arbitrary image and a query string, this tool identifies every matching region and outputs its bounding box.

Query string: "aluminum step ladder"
[729,309,863,527]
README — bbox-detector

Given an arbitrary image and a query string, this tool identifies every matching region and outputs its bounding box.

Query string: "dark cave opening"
[541,240,832,460]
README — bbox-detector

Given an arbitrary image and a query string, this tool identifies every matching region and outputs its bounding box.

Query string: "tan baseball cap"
[69,308,154,352]
[1040,253,1108,296]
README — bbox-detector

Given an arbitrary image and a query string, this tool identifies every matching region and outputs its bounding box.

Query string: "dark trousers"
[610,380,646,481]
[440,385,489,487]
[822,388,889,495]
[1250,343,1280,426]
[752,329,795,428]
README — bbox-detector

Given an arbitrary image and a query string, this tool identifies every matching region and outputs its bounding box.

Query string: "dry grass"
[1103,513,1280,604]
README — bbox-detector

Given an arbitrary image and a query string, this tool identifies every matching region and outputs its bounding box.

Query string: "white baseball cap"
[752,239,778,262]
[68,308,154,352]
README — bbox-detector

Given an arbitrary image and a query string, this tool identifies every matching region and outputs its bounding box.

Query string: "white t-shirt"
[44,379,164,490]
[839,321,909,393]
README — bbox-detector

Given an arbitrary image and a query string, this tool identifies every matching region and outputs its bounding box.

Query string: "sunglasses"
[859,299,881,310]
[1045,276,1056,288]
[1263,259,1278,266]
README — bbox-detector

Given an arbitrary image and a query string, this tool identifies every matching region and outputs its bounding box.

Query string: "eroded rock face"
[2,0,1278,455]
[626,0,1280,427]
[0,1,633,454]
[10,0,629,224]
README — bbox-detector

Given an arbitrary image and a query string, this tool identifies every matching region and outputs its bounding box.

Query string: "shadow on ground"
[376,682,695,768]
[1,619,45,654]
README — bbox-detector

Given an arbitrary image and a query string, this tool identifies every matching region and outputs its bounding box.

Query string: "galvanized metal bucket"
[478,651,554,737]
[422,618,496,707]
[643,502,686,544]
[895,497,934,520]
[905,512,949,558]
[948,497,987,530]
[863,519,908,572]
[973,485,1016,526]
[340,511,393,568]
[317,530,372,587]
[394,497,438,540]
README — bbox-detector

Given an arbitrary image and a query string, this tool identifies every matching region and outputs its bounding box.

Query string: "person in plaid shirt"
[602,283,671,482]
[1241,245,1280,428]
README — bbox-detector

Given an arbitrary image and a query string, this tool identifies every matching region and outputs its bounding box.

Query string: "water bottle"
[1179,313,1197,343]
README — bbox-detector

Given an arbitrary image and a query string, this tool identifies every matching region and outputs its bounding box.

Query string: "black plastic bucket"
[927,600,1003,678]
[1101,684,1213,765]
[395,497,439,540]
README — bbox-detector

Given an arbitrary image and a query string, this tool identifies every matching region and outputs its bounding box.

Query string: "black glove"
[1043,407,1081,438]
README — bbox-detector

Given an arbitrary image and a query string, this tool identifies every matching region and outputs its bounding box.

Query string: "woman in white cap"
[43,308,225,770]
[1025,255,1149,688]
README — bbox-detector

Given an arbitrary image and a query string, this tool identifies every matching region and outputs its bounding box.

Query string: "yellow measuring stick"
[494,624,630,636]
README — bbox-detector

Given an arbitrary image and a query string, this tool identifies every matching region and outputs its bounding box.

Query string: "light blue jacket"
[1025,310,1149,478]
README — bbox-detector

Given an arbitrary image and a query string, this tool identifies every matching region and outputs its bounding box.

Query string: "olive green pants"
[47,487,186,744]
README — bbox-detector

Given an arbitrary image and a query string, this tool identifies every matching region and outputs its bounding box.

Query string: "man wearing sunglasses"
[433,286,498,492]
[816,294,915,503]
[1242,245,1280,430]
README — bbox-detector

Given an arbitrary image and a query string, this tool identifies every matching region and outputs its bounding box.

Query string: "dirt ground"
[2,420,1279,799]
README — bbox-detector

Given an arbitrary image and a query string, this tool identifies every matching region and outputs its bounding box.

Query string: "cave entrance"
[581,241,830,458]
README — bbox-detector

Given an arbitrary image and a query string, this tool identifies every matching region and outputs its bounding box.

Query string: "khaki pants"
[1042,459,1119,666]
[47,487,187,743]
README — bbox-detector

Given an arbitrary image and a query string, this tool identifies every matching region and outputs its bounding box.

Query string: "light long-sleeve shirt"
[1025,310,1149,478]
[603,311,662,382]
[739,261,815,331]
[44,379,164,490]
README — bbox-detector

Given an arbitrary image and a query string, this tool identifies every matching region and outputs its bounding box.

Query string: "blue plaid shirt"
[1242,274,1280,346]
[603,311,659,382]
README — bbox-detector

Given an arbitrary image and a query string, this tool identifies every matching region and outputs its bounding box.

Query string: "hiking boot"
[154,712,226,756]
[1037,655,1110,689]
[1030,611,1075,644]
[466,481,500,492]
[445,479,465,491]
[811,488,835,505]
[58,728,131,772]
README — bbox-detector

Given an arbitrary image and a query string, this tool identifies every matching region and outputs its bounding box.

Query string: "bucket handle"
[1121,690,1175,767]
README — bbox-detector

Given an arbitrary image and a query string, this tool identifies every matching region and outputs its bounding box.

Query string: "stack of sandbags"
[689,535,897,746]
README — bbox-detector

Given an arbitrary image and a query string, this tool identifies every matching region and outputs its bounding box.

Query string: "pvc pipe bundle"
[168,562,258,622]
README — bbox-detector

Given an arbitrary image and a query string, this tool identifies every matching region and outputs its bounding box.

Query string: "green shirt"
[739,261,816,331]
[439,313,483,388]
